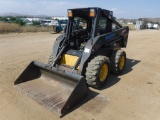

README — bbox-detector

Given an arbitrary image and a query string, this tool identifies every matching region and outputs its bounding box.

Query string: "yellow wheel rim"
[119,56,125,70]
[99,64,108,82]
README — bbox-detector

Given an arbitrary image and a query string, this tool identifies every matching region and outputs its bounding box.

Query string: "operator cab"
[66,8,93,50]
[65,8,121,51]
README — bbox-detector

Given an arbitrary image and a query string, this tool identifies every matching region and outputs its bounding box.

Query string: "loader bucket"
[14,61,88,116]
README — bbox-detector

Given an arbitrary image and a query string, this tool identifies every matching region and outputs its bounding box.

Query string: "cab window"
[97,16,108,35]
[72,17,87,32]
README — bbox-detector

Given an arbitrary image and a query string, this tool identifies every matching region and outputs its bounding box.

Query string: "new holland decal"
[105,33,115,40]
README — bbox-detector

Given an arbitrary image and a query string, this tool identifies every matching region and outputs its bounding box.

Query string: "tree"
[15,18,26,26]
[32,21,41,26]
[10,17,17,22]
[0,17,8,22]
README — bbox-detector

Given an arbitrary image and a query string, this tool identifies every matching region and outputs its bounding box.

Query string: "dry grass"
[20,26,53,32]
[0,22,137,33]
[0,22,53,33]
[122,24,136,30]
[0,22,20,33]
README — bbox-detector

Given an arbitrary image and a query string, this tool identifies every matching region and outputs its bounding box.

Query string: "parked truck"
[147,23,153,29]
[153,24,159,30]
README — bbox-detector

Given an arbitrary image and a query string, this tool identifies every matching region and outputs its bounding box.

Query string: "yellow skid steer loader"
[15,7,129,116]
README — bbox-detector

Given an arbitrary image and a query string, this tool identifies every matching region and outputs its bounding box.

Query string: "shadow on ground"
[61,90,99,117]
[51,32,61,34]
[62,58,141,117]
[101,58,141,90]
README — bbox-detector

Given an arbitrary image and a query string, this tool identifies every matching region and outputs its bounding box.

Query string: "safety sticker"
[84,48,90,53]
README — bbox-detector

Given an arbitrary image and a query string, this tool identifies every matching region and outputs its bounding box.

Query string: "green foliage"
[0,17,8,22]
[15,19,26,26]
[0,17,26,26]
[0,17,18,22]
[32,21,41,26]
[9,17,17,21]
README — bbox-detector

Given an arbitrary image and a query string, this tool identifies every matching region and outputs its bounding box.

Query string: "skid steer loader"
[15,7,129,116]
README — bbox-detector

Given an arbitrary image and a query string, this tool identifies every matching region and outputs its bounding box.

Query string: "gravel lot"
[0,30,160,120]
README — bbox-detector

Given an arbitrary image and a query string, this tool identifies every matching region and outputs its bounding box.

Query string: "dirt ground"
[0,30,160,120]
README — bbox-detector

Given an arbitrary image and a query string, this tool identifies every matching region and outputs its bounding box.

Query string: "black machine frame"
[51,7,129,75]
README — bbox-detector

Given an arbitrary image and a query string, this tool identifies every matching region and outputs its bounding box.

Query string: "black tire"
[110,50,126,75]
[53,26,57,33]
[56,27,60,33]
[47,52,53,66]
[85,55,110,89]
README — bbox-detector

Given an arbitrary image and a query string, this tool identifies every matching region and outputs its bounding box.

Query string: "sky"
[0,0,159,18]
